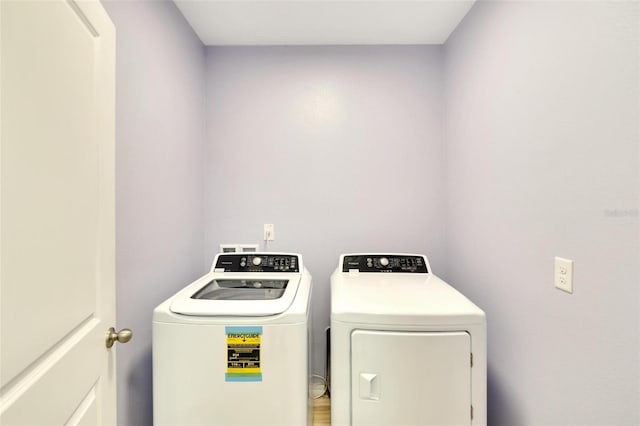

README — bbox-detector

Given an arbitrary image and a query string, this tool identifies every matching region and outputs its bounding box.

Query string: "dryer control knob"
[379,257,390,267]
[252,256,262,266]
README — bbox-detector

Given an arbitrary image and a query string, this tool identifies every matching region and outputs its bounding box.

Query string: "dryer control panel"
[214,254,300,273]
[342,254,428,273]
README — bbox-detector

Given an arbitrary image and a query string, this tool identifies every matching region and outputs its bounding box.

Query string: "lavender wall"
[443,1,639,424]
[204,45,447,374]
[101,1,205,424]
[98,2,639,424]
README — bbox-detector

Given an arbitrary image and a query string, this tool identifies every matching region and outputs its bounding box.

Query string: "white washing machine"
[330,254,486,426]
[153,252,312,426]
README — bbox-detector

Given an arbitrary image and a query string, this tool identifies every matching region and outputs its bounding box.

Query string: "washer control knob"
[252,256,262,266]
[379,257,390,267]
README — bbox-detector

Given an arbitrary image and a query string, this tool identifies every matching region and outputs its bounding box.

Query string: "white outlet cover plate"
[555,257,573,294]
[264,224,275,241]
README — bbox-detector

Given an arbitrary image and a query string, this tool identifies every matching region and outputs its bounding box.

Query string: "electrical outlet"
[264,224,275,241]
[555,257,573,293]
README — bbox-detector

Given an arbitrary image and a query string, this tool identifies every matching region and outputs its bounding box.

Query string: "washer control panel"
[342,254,428,273]
[214,254,299,273]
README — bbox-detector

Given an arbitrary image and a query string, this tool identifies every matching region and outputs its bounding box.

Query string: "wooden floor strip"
[313,395,331,426]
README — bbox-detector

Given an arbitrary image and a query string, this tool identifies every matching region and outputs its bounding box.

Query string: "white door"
[0,0,118,424]
[351,330,472,426]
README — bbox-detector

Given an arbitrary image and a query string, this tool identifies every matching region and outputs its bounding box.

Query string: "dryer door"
[351,330,471,426]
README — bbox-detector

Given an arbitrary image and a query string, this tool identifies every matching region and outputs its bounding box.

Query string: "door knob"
[106,327,133,348]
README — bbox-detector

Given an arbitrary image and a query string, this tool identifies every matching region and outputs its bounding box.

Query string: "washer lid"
[192,278,289,301]
[169,273,302,316]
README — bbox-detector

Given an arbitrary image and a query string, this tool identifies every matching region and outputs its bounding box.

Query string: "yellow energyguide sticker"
[225,326,262,382]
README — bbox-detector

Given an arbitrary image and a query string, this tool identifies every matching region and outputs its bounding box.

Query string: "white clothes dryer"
[330,254,486,426]
[153,253,312,426]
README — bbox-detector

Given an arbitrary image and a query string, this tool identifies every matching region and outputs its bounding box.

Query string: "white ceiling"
[173,1,476,46]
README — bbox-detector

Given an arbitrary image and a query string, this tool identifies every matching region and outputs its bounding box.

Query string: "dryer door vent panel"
[350,330,471,426]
